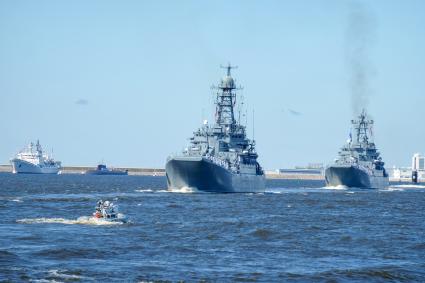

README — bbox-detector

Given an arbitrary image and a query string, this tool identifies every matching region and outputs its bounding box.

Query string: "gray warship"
[165,64,265,193]
[325,110,389,189]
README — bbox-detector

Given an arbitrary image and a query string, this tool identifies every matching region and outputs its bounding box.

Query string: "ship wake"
[384,184,425,191]
[16,215,126,226]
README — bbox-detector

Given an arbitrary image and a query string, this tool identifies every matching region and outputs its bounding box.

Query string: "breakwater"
[0,164,164,176]
[1,165,321,179]
[0,165,419,182]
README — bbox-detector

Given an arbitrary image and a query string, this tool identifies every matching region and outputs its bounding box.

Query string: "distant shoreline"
[0,164,421,182]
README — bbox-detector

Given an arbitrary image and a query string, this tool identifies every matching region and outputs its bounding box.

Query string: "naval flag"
[346,132,352,144]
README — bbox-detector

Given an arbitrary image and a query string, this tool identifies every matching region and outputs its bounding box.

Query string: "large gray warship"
[325,110,389,189]
[165,64,265,193]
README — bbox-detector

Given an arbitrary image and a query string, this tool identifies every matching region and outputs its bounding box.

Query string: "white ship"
[10,140,61,174]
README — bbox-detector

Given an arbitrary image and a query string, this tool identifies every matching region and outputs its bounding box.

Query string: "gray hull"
[85,170,128,176]
[166,157,265,193]
[325,165,389,189]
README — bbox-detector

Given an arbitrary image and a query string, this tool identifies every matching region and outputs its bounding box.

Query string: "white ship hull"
[11,159,61,174]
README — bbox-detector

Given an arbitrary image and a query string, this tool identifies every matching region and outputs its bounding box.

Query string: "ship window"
[420,158,425,170]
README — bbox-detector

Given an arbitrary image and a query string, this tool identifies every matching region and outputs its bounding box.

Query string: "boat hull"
[325,165,389,189]
[165,156,266,193]
[11,159,60,174]
[85,170,128,176]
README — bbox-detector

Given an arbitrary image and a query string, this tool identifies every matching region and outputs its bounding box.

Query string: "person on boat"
[94,200,104,218]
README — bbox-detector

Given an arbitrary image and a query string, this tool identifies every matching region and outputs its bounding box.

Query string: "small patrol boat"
[93,200,127,223]
[85,164,128,175]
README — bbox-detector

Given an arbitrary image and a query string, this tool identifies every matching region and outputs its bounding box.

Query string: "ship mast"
[212,63,242,130]
[352,109,373,145]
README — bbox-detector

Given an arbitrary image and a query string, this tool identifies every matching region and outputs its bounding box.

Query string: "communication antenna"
[252,109,255,142]
[238,92,245,125]
[201,108,205,123]
[243,103,248,127]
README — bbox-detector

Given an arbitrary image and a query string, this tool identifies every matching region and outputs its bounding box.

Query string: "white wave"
[383,187,405,192]
[322,185,348,190]
[17,216,124,226]
[168,186,199,193]
[265,190,283,194]
[135,188,172,193]
[47,269,85,281]
[390,184,425,189]
[135,188,154,193]
[11,198,23,202]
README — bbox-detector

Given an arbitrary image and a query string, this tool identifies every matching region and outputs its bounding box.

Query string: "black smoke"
[345,2,377,116]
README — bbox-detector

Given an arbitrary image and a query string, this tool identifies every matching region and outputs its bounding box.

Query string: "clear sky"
[0,0,424,169]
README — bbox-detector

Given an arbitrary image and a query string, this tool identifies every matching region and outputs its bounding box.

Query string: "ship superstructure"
[325,110,388,189]
[11,140,61,174]
[165,64,265,192]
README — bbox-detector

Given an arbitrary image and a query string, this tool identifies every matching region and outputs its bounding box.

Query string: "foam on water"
[135,188,154,193]
[30,269,87,283]
[168,186,200,193]
[17,215,125,226]
[390,184,425,189]
[265,190,283,194]
[322,185,348,190]
[47,269,85,281]
[383,187,405,192]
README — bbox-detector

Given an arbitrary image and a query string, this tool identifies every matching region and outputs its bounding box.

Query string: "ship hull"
[165,156,266,193]
[325,165,389,189]
[11,159,60,174]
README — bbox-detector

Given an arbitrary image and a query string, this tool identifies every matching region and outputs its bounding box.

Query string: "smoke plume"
[345,2,377,116]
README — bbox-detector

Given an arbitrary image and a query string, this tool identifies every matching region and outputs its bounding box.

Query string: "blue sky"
[0,0,424,169]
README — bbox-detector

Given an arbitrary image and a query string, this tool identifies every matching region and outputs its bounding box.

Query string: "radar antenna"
[220,63,238,76]
[351,109,373,145]
[211,63,243,129]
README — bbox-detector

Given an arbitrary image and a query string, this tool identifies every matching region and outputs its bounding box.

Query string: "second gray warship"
[325,110,389,189]
[165,64,265,193]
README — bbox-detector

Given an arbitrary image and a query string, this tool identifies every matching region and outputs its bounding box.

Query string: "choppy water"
[1,173,425,282]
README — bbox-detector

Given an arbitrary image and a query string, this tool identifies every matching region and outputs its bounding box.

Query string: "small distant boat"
[93,200,127,223]
[10,140,61,174]
[85,164,128,175]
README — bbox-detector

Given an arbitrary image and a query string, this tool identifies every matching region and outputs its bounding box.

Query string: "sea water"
[1,173,424,282]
